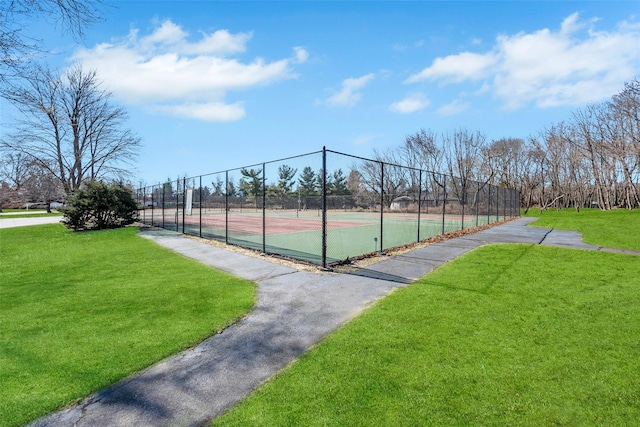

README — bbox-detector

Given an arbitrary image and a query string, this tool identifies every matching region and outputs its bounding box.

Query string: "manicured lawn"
[0,224,255,427]
[213,212,640,426]
[523,208,640,251]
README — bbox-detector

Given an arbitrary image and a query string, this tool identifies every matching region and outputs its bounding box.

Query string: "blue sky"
[4,1,640,186]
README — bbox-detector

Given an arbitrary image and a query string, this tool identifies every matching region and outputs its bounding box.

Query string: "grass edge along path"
[523,208,640,251]
[213,243,640,426]
[0,224,255,427]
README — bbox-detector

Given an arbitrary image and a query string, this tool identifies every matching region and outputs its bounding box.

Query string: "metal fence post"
[503,187,507,219]
[182,177,186,234]
[380,162,385,253]
[417,169,422,242]
[262,163,266,254]
[162,185,166,228]
[487,184,491,225]
[442,175,446,235]
[199,175,202,237]
[496,187,500,222]
[475,181,480,227]
[225,170,229,245]
[321,147,328,268]
[461,179,465,231]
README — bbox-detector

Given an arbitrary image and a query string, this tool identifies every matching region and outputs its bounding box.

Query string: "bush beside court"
[0,224,255,427]
[213,209,640,426]
[61,181,138,231]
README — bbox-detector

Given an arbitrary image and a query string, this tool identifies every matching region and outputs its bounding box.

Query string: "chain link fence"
[136,148,520,268]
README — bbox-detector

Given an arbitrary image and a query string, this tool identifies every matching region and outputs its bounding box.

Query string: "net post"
[199,175,202,237]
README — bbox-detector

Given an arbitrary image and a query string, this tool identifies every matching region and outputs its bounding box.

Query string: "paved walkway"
[0,215,62,229]
[28,217,635,427]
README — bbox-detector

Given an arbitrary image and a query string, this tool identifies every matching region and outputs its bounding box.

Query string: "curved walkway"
[29,217,638,427]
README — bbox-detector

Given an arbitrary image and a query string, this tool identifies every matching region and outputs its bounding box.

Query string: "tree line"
[151,165,351,210]
[367,78,639,212]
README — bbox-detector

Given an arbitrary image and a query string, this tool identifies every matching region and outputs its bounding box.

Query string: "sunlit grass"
[0,224,255,427]
[523,207,640,251]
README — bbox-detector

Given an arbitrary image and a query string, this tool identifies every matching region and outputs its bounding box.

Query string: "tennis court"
[139,207,505,265]
[136,148,520,266]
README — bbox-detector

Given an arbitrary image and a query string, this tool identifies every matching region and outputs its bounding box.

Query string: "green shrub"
[61,181,138,230]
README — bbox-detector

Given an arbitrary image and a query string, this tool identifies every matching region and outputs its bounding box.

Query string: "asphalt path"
[0,215,62,229]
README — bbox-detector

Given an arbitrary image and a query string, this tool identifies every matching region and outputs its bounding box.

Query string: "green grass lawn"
[213,210,640,426]
[523,208,640,251]
[0,224,255,427]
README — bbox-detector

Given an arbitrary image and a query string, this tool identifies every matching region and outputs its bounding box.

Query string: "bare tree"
[23,160,65,212]
[441,128,488,212]
[1,0,103,81]
[0,151,31,192]
[1,64,141,194]
[361,148,410,208]
[607,79,640,209]
[0,150,32,210]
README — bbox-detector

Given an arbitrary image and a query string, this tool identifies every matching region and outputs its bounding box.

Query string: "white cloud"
[389,93,430,113]
[72,20,303,121]
[405,52,499,84]
[292,46,309,63]
[154,102,246,121]
[325,73,375,107]
[405,13,640,109]
[437,99,470,116]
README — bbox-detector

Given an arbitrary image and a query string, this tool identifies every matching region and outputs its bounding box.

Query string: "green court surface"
[156,209,505,265]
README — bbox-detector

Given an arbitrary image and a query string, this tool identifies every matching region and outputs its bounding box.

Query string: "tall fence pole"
[442,175,446,235]
[199,176,202,237]
[417,169,422,242]
[225,170,229,245]
[182,177,186,234]
[487,184,491,225]
[162,185,166,228]
[321,147,328,268]
[475,181,480,227]
[497,186,500,221]
[380,162,384,253]
[461,180,465,231]
[262,163,266,254]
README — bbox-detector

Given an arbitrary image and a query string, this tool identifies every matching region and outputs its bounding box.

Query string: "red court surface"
[182,214,372,235]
